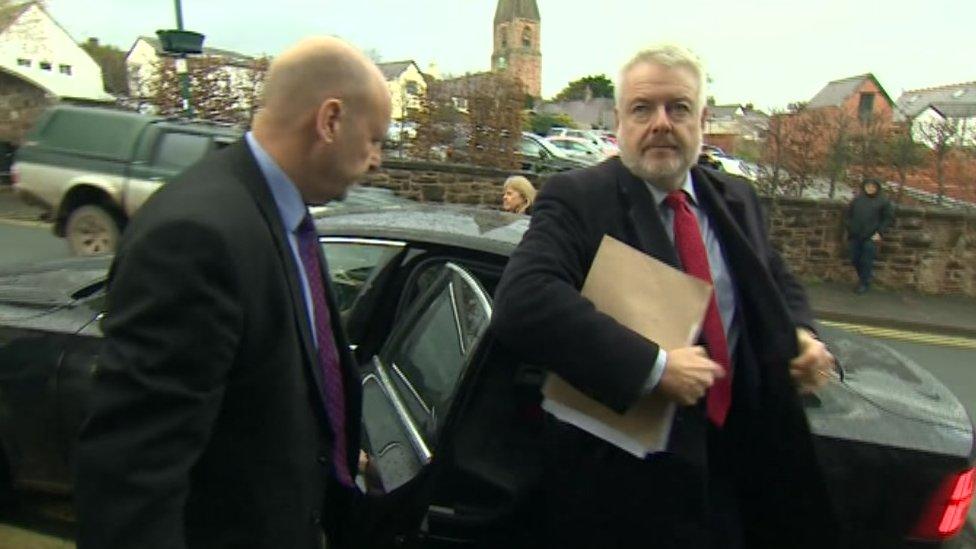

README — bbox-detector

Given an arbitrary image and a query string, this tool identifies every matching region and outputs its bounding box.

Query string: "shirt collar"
[245,131,307,234]
[645,171,697,209]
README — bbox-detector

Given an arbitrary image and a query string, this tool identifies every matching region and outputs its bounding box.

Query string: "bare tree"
[779,109,824,197]
[883,122,925,203]
[850,113,890,184]
[236,56,270,128]
[419,73,524,169]
[917,116,962,204]
[822,110,855,199]
[148,56,267,126]
[759,110,790,195]
[467,73,523,169]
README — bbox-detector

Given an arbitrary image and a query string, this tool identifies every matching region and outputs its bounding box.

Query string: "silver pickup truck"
[12,105,241,255]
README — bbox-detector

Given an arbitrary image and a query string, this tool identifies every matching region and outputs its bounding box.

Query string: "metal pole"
[174,0,185,30]
[174,0,193,117]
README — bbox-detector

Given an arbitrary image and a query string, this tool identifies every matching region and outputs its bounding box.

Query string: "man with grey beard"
[492,43,839,548]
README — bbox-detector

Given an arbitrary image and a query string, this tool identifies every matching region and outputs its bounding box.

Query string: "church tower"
[491,0,541,98]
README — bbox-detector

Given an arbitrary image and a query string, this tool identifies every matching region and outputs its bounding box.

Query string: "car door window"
[386,264,490,433]
[151,132,211,172]
[321,238,405,315]
[360,262,491,492]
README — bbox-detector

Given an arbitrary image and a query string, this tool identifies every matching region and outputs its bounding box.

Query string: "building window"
[59,64,72,75]
[16,58,30,67]
[39,61,52,71]
[858,92,875,122]
[405,81,419,95]
[522,27,532,47]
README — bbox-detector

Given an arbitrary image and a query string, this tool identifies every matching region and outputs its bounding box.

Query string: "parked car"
[11,105,242,256]
[546,135,606,164]
[702,144,727,157]
[0,201,972,547]
[385,120,418,147]
[711,155,758,181]
[549,127,618,156]
[518,131,589,173]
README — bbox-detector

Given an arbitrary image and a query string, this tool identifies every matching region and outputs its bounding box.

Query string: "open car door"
[351,261,493,546]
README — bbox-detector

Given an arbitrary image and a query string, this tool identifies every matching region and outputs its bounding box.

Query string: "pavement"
[0,184,48,224]
[2,183,975,338]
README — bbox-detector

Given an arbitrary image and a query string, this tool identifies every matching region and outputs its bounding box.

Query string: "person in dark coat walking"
[845,179,895,293]
[492,43,839,549]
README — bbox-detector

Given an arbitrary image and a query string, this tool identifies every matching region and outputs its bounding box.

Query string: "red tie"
[664,190,732,427]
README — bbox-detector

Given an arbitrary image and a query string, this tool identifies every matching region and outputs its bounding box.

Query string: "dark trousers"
[849,238,876,286]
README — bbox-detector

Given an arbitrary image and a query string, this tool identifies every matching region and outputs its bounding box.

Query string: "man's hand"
[358,450,369,475]
[657,346,725,405]
[790,328,836,394]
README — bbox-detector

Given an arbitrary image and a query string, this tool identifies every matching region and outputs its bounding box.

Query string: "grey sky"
[47,0,975,110]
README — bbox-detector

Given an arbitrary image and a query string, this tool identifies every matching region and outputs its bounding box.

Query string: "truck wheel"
[65,205,122,256]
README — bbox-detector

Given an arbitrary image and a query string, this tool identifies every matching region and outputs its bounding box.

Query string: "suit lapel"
[689,167,755,262]
[613,161,680,269]
[228,141,326,404]
[691,167,798,364]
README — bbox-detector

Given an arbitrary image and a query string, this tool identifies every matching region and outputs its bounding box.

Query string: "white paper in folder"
[541,235,713,457]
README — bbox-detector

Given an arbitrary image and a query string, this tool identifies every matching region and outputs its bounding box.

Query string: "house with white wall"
[125,35,258,104]
[0,1,112,142]
[896,83,976,149]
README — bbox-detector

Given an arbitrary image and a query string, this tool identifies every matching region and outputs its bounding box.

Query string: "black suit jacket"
[75,141,363,549]
[492,158,837,547]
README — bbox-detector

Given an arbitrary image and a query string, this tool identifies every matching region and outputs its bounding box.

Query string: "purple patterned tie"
[296,214,353,487]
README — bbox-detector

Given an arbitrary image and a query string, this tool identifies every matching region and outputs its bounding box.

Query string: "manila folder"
[541,235,713,457]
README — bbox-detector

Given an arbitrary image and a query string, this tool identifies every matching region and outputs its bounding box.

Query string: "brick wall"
[364,159,976,296]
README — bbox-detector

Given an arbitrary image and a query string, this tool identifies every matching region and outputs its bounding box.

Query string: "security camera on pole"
[156,0,205,118]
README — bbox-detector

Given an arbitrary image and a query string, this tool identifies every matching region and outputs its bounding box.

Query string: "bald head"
[257,36,387,128]
[250,36,391,204]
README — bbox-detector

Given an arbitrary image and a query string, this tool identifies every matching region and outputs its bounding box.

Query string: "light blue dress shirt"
[245,132,320,345]
[642,172,740,393]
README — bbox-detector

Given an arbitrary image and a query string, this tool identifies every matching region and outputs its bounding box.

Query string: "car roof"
[314,201,529,257]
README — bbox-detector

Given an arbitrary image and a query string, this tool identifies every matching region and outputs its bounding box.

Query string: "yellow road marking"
[821,320,976,350]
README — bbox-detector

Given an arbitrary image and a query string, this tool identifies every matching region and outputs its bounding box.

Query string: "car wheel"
[65,204,122,256]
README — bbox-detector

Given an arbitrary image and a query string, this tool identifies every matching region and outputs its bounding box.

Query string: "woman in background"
[501,175,536,214]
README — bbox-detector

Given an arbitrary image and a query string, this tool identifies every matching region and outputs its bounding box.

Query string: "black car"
[0,202,973,547]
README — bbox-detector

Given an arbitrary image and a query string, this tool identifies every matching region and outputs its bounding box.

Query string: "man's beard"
[619,138,700,191]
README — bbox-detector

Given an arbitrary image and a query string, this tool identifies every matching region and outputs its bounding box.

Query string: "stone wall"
[0,71,51,144]
[364,159,534,209]
[364,159,976,296]
[766,197,976,296]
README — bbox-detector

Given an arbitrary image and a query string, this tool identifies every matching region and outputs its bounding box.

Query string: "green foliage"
[553,75,614,102]
[525,112,575,136]
[80,38,128,95]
